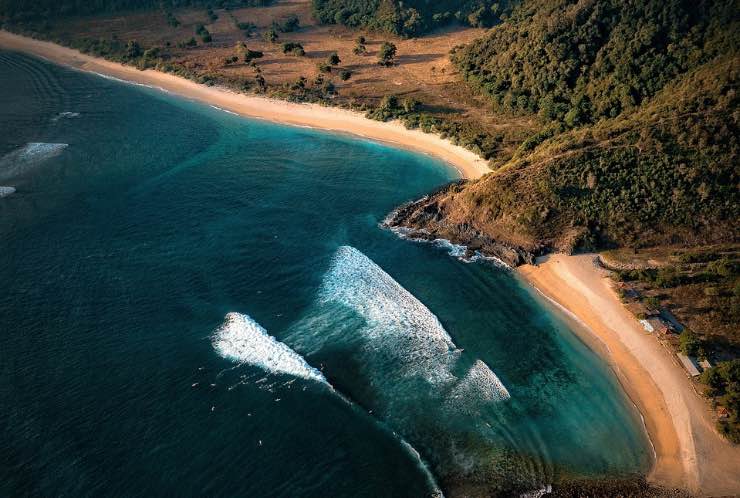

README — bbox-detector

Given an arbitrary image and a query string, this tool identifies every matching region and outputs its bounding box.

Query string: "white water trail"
[0,186,16,198]
[212,312,326,384]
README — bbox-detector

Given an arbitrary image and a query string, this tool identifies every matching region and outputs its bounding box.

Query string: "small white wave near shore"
[212,312,327,384]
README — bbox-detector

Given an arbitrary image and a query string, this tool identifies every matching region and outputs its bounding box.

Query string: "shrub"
[263,27,278,43]
[679,329,701,356]
[378,41,396,66]
[339,70,351,81]
[282,41,305,56]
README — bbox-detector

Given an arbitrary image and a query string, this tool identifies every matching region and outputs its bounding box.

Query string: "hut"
[677,353,701,377]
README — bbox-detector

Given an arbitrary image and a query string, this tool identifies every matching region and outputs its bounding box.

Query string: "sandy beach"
[519,254,740,497]
[0,30,490,180]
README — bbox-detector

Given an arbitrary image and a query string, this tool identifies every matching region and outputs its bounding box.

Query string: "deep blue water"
[0,51,651,497]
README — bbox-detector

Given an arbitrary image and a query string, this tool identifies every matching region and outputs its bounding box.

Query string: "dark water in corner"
[0,51,651,497]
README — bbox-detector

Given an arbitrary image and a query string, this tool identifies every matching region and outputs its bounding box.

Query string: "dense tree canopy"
[311,0,515,37]
[452,0,737,123]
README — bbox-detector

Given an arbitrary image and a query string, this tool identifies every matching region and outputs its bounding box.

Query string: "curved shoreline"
[518,254,740,497]
[0,30,490,181]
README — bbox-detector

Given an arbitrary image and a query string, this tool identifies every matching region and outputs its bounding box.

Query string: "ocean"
[0,51,651,497]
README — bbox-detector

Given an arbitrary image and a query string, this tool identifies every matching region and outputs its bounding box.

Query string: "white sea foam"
[386,224,511,269]
[432,238,467,258]
[453,360,510,403]
[0,186,16,198]
[519,485,552,498]
[209,105,238,116]
[212,312,326,384]
[316,246,510,401]
[91,72,169,93]
[0,143,68,182]
[319,245,459,384]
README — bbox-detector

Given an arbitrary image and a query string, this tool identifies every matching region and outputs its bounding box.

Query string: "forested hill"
[0,0,269,18]
[451,0,737,123]
[311,0,515,37]
[387,0,739,262]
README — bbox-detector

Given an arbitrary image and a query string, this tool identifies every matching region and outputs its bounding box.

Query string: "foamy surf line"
[91,71,169,93]
[212,312,326,384]
[381,213,511,268]
[209,105,238,116]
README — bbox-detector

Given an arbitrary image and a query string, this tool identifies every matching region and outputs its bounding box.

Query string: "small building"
[640,319,654,333]
[677,353,702,377]
[717,406,730,420]
[659,310,684,333]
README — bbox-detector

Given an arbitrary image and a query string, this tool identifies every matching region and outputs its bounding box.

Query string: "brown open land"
[519,254,740,497]
[31,0,535,162]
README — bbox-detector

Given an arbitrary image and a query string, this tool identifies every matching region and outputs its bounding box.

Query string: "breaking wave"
[0,186,15,198]
[295,246,510,406]
[0,142,68,182]
[317,245,460,385]
[212,310,446,497]
[212,312,327,384]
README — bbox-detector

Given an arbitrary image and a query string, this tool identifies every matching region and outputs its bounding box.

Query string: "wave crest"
[212,312,326,384]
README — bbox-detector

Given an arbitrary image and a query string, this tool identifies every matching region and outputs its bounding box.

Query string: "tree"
[125,40,142,59]
[339,70,352,81]
[402,97,420,113]
[263,27,278,43]
[317,62,331,73]
[353,36,367,55]
[679,329,701,356]
[378,41,396,66]
[255,73,266,92]
[327,51,340,65]
[282,42,304,56]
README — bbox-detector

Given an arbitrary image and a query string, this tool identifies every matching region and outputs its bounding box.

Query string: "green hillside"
[389,0,739,255]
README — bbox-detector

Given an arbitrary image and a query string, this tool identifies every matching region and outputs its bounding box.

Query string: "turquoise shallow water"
[0,51,651,497]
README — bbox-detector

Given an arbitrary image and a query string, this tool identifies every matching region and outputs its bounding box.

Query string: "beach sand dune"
[519,254,740,497]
